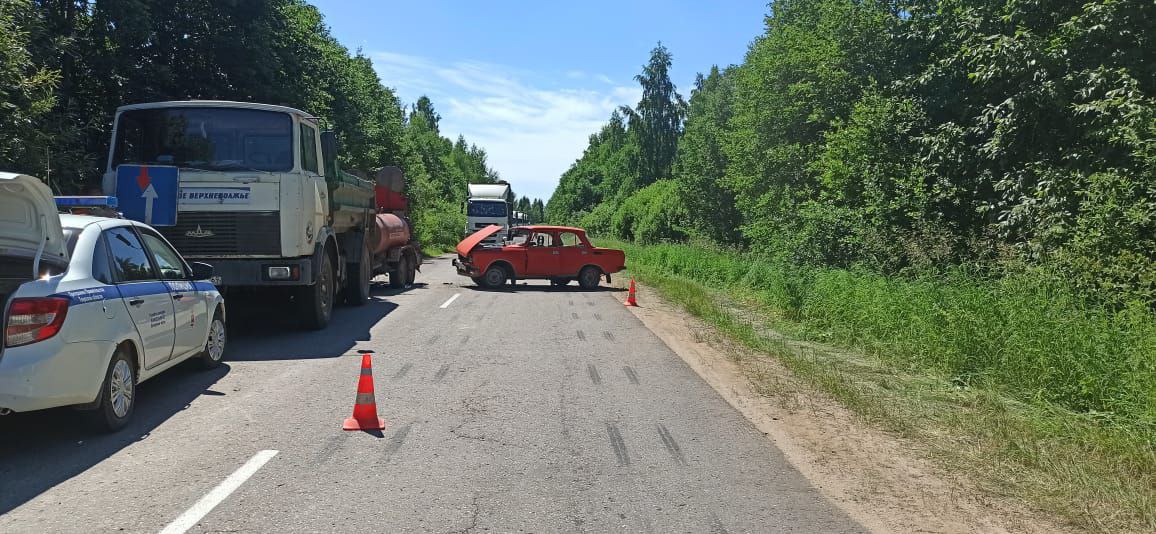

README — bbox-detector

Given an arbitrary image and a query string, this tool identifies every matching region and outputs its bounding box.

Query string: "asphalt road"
[0,256,862,533]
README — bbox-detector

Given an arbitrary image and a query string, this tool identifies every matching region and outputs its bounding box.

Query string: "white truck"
[465,183,511,246]
[101,100,384,330]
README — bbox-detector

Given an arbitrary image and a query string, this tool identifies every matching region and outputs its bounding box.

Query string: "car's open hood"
[0,172,67,267]
[456,224,503,256]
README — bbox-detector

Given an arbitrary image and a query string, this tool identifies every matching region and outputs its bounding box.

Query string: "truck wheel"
[301,252,334,330]
[88,348,135,432]
[578,266,601,290]
[405,254,417,286]
[389,256,407,289]
[482,264,508,288]
[344,239,372,306]
[197,310,226,369]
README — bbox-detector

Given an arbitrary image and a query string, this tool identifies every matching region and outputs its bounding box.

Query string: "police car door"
[138,229,204,359]
[103,225,176,369]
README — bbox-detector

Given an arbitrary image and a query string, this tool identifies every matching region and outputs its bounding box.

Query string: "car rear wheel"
[578,266,601,290]
[89,348,135,432]
[198,310,226,369]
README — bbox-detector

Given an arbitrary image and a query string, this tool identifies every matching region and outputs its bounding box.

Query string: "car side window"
[138,230,189,280]
[560,232,583,247]
[105,227,158,282]
[90,233,114,285]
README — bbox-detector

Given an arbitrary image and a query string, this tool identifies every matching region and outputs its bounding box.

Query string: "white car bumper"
[0,339,116,413]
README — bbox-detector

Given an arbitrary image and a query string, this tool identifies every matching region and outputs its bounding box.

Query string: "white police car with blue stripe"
[0,172,226,431]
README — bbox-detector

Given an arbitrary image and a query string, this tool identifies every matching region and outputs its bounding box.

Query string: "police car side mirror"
[189,262,214,281]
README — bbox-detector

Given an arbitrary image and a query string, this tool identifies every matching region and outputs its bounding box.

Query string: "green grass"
[601,238,1155,532]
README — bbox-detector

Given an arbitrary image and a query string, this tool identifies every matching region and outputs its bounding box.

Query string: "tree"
[619,43,686,194]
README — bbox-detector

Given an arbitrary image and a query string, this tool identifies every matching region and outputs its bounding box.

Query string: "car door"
[523,231,561,276]
[138,228,204,359]
[103,225,176,370]
[557,231,589,276]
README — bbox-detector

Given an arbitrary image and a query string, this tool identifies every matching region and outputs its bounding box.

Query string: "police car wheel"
[90,349,135,432]
[198,311,226,369]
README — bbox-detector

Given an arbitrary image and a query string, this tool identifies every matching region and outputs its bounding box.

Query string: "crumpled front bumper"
[452,258,478,276]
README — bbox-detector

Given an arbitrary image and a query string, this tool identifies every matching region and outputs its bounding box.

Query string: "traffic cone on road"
[625,277,639,307]
[343,352,387,431]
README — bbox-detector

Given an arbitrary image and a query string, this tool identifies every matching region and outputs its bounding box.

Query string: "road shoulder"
[608,277,1073,534]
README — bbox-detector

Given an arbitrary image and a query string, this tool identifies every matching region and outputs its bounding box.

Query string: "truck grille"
[158,212,281,256]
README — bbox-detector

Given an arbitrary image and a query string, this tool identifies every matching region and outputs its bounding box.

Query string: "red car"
[454,225,626,289]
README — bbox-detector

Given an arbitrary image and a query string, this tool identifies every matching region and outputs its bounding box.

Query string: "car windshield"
[111,107,293,172]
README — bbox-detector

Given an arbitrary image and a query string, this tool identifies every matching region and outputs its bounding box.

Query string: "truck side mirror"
[320,131,338,165]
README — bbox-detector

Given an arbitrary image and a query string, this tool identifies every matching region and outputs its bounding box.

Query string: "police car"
[0,172,226,431]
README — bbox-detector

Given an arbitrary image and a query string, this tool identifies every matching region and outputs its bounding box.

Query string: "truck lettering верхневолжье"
[465,183,510,246]
[102,100,420,330]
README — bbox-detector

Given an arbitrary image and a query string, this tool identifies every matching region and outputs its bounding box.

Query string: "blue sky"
[310,1,770,200]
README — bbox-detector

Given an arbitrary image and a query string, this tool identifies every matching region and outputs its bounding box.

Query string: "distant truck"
[466,183,510,246]
[102,100,419,330]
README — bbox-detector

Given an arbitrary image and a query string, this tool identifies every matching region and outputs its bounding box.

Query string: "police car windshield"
[112,108,293,172]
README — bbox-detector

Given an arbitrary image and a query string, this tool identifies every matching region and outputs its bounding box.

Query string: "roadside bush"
[609,180,687,244]
[413,200,464,254]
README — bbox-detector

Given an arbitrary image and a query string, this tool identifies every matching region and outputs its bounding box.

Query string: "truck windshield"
[467,200,508,218]
[112,107,293,172]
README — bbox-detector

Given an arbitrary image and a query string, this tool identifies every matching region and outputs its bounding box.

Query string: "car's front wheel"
[480,264,508,288]
[198,310,226,369]
[89,348,135,432]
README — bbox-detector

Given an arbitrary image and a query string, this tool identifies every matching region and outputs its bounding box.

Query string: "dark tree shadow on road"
[0,361,231,515]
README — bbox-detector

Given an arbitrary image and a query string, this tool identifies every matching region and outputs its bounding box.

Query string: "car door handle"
[128,298,144,307]
[551,251,559,255]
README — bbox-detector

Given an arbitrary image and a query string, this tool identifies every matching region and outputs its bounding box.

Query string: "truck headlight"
[265,266,298,280]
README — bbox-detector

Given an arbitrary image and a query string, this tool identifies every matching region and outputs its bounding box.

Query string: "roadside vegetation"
[607,238,1154,531]
[551,0,1154,530]
[0,0,545,253]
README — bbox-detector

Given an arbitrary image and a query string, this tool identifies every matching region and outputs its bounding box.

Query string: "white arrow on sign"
[142,183,158,224]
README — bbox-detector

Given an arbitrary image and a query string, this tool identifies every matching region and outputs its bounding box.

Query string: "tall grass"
[615,240,1156,430]
[606,239,1156,530]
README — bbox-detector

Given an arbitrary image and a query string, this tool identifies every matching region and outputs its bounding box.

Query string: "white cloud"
[370,51,641,201]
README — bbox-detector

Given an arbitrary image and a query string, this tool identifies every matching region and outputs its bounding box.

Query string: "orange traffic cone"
[343,351,387,431]
[625,277,638,307]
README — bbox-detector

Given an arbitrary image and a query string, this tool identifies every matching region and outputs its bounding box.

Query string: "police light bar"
[55,196,119,208]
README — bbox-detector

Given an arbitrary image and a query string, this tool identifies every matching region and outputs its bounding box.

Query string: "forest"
[548,0,1155,309]
[0,0,544,251]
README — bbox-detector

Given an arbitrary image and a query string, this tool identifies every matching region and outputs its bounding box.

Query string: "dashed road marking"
[439,293,461,309]
[434,364,451,382]
[587,364,602,385]
[392,363,413,380]
[657,424,686,465]
[623,366,640,385]
[158,450,279,534]
[606,424,629,466]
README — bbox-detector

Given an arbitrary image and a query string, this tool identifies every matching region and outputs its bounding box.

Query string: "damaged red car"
[453,225,626,289]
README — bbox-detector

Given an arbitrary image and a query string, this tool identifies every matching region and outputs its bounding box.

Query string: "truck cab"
[102,101,375,329]
[465,183,510,246]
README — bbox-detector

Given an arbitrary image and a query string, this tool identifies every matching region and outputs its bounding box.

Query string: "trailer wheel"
[300,252,334,330]
[404,253,417,286]
[389,256,407,289]
[344,238,372,306]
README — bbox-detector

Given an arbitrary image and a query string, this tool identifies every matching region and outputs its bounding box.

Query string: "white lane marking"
[158,450,279,534]
[439,293,461,309]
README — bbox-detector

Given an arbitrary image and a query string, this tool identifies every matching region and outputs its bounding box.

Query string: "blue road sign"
[115,165,178,226]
